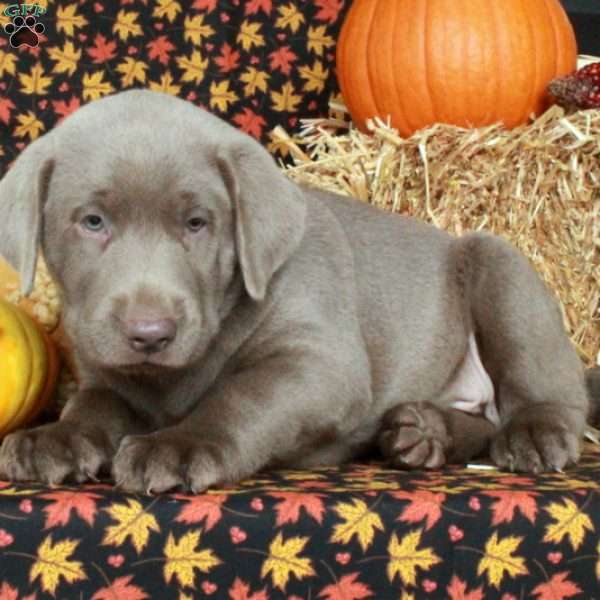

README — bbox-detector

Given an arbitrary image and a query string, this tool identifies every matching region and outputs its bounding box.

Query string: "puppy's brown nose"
[125,318,177,354]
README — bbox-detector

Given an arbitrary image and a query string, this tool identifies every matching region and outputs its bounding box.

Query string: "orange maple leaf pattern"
[173,493,228,531]
[531,572,582,600]
[483,490,539,525]
[39,490,102,528]
[269,491,326,526]
[391,490,446,530]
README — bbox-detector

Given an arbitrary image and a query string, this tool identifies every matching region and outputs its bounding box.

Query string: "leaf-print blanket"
[0,0,348,174]
[2,444,600,598]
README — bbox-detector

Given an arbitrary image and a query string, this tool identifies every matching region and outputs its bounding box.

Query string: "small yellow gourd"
[0,297,60,436]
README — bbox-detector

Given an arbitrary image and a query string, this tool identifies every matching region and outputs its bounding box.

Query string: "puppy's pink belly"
[440,333,500,426]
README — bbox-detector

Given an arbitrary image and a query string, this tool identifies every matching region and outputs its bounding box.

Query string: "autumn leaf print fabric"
[2,445,600,597]
[0,0,349,174]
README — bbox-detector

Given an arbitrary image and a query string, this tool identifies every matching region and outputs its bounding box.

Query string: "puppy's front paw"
[490,411,581,473]
[0,423,112,485]
[378,402,449,469]
[112,432,224,494]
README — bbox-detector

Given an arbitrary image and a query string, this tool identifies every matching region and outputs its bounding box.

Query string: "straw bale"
[272,103,599,366]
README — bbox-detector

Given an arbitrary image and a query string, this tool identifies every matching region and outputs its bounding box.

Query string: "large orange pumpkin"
[336,0,578,136]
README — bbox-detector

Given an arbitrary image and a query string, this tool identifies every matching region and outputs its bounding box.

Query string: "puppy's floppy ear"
[218,138,306,302]
[0,139,54,296]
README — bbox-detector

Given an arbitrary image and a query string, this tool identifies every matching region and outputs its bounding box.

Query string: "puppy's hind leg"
[378,402,497,469]
[454,233,589,473]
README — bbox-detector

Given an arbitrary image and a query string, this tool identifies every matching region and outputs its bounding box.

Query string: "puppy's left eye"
[82,214,105,232]
[186,217,207,232]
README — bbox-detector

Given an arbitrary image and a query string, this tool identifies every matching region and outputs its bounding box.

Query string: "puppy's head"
[0,90,306,374]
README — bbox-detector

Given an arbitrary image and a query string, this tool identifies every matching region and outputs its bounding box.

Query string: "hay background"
[273,103,599,367]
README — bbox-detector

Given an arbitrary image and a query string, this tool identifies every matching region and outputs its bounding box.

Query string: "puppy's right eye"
[81,214,105,232]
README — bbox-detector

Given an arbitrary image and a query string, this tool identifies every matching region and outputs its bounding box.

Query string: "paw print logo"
[4,14,44,48]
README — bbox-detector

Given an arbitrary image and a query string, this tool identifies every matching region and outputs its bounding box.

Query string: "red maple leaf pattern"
[269,491,326,526]
[39,490,102,528]
[318,573,373,600]
[245,0,273,16]
[483,490,539,525]
[228,578,268,600]
[313,0,344,23]
[91,575,148,600]
[192,0,217,11]
[447,576,484,600]
[531,572,582,600]
[215,43,241,73]
[233,108,266,139]
[0,582,18,600]
[86,34,118,64]
[52,96,82,121]
[146,36,176,65]
[0,98,15,125]
[173,493,228,530]
[268,46,298,76]
[391,490,446,530]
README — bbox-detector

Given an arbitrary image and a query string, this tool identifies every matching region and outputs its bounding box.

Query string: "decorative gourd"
[0,298,60,436]
[336,0,578,136]
[0,255,61,330]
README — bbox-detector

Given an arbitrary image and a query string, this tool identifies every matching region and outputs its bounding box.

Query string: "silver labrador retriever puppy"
[0,90,590,493]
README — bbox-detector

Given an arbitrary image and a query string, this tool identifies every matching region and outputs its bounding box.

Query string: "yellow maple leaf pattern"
[153,0,181,23]
[163,530,221,588]
[330,498,384,551]
[48,41,82,77]
[14,111,44,140]
[102,499,160,554]
[0,3,10,28]
[0,50,17,77]
[184,14,215,45]
[115,57,148,87]
[209,80,239,112]
[19,63,52,96]
[149,71,181,96]
[82,71,115,101]
[261,532,315,591]
[276,3,305,34]
[176,50,209,84]
[543,498,594,550]
[113,9,143,41]
[0,485,40,496]
[387,530,441,586]
[30,535,86,596]
[298,60,329,93]
[237,20,264,52]
[307,25,335,56]
[240,67,269,97]
[56,3,88,37]
[477,531,527,589]
[271,81,302,113]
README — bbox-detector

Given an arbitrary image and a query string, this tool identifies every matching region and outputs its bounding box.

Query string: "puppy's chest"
[114,375,209,430]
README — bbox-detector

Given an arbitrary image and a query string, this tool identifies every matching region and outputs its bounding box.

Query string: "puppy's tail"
[586,366,600,425]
